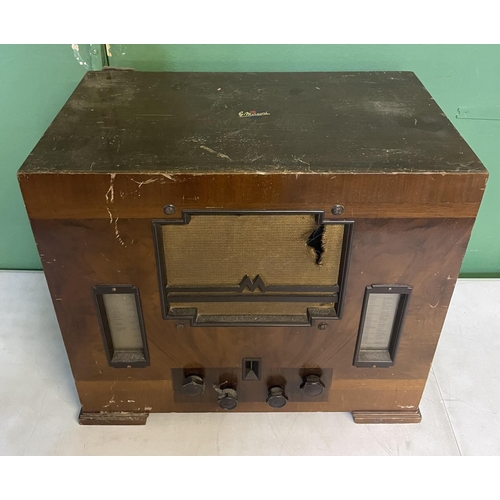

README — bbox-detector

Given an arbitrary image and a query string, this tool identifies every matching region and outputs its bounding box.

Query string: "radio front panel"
[25,213,477,421]
[18,71,487,424]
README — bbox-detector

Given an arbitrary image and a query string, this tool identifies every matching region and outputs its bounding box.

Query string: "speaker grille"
[154,212,351,326]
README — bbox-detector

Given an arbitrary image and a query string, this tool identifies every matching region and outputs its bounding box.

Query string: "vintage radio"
[18,70,487,424]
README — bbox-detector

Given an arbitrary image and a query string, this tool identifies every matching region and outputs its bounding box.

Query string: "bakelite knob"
[181,375,205,397]
[266,386,288,408]
[300,374,325,397]
[217,388,238,410]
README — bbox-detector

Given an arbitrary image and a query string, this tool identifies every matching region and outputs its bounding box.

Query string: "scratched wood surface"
[18,71,486,175]
[18,172,487,220]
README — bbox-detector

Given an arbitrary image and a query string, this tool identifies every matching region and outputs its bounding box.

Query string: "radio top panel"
[18,70,486,176]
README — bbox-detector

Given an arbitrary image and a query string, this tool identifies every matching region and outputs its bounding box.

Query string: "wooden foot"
[352,408,422,424]
[78,409,149,425]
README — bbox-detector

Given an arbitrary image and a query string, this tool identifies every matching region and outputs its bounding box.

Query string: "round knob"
[300,374,325,397]
[217,388,238,410]
[181,375,205,397]
[266,386,288,408]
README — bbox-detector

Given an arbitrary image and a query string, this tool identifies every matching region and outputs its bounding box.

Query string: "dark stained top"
[19,70,486,174]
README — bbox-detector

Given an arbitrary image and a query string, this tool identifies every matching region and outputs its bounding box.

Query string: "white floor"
[1,271,499,456]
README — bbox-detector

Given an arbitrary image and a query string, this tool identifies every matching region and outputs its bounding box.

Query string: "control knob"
[217,388,238,410]
[266,386,288,408]
[181,375,205,397]
[300,374,325,396]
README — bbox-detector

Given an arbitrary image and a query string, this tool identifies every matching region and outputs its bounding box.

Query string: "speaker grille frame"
[152,210,354,327]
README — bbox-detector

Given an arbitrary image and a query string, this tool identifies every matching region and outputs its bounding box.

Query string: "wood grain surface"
[18,171,487,220]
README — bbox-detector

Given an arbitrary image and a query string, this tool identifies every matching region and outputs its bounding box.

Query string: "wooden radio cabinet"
[18,70,487,424]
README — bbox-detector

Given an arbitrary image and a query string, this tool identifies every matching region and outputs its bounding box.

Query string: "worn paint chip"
[199,145,232,161]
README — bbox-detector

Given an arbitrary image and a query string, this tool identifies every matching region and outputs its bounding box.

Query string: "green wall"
[0,45,86,269]
[1,45,499,275]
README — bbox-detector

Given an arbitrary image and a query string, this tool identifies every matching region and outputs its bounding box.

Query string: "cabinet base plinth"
[78,409,149,426]
[352,408,422,424]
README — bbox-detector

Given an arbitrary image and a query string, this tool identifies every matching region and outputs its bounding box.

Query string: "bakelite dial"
[181,375,205,397]
[266,386,288,408]
[217,388,238,410]
[300,374,325,397]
